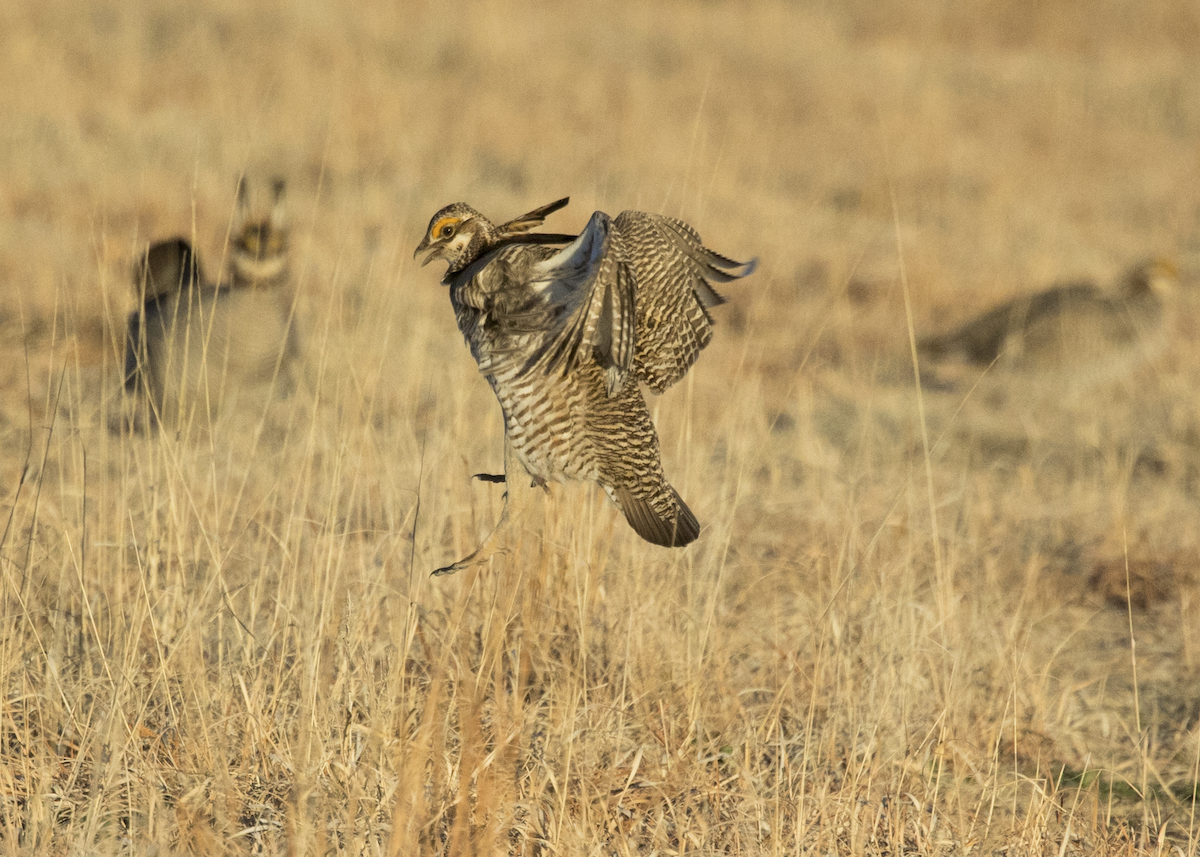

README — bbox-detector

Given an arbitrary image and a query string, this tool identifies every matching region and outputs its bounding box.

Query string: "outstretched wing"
[520,211,637,395]
[516,210,755,396]
[614,211,755,393]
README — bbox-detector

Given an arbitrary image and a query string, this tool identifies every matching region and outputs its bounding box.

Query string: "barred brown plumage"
[415,196,755,574]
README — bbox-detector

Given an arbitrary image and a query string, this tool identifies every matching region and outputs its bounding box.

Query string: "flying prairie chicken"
[918,258,1178,388]
[415,196,755,574]
[124,178,301,429]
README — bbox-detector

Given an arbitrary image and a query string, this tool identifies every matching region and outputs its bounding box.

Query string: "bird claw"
[472,472,547,494]
[431,545,511,577]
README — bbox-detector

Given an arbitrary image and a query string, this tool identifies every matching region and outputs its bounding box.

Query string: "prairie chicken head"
[414,197,573,275]
[231,177,289,287]
[1120,257,1179,299]
[413,203,495,274]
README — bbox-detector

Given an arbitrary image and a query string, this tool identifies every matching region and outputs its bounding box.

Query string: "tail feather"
[614,486,700,547]
[136,238,202,301]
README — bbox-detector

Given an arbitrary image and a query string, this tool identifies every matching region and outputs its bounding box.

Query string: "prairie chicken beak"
[413,235,437,267]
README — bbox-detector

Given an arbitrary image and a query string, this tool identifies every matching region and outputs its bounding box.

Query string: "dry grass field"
[2,0,1200,853]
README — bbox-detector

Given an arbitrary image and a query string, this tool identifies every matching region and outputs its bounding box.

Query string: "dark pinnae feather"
[498,197,571,235]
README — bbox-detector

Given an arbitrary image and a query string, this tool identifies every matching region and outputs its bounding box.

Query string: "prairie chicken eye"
[439,224,454,238]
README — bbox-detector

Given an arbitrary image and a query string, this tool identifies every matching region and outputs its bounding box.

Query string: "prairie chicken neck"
[415,196,755,572]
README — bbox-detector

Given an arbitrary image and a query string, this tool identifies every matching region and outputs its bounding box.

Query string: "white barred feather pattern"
[416,197,755,548]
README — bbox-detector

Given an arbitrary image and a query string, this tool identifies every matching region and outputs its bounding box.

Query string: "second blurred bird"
[124,178,301,430]
[918,258,1178,393]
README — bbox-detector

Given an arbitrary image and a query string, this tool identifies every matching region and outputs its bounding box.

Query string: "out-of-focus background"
[1,0,1198,853]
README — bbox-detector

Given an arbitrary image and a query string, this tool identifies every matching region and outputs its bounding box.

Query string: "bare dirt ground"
[1,0,1199,853]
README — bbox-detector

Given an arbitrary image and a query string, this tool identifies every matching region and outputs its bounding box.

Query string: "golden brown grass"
[2,0,1199,853]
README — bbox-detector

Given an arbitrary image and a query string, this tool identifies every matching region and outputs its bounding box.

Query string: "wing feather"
[469,208,754,398]
[614,211,755,394]
[517,212,637,393]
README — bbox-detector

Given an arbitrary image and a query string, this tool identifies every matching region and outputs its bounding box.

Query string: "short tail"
[613,485,700,547]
